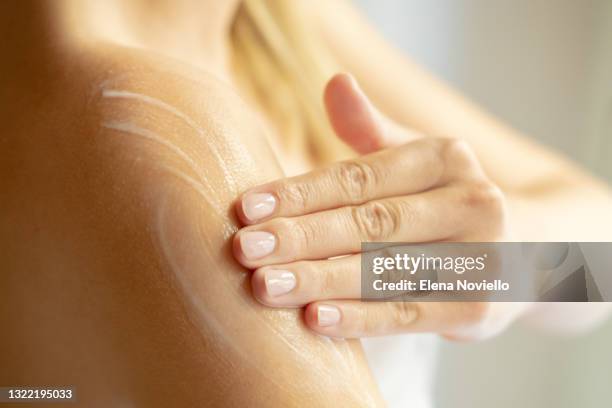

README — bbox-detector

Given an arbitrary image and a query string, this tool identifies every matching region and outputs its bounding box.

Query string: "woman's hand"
[233,74,524,340]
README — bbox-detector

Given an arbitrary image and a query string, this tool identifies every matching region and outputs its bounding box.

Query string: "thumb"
[323,73,418,154]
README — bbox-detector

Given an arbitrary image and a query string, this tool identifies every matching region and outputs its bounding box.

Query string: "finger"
[233,186,468,268]
[251,255,362,307]
[237,137,471,224]
[304,300,493,338]
[324,73,420,154]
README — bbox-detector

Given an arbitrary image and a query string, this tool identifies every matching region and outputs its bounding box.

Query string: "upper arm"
[0,45,381,407]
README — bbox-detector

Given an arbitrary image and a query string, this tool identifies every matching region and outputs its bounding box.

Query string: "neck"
[0,0,240,76]
[77,0,241,71]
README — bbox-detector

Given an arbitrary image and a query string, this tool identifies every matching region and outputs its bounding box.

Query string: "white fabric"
[362,334,438,408]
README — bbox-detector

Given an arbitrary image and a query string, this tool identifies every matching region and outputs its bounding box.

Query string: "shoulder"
[2,42,280,248]
[11,41,277,190]
[75,43,281,202]
[72,42,265,151]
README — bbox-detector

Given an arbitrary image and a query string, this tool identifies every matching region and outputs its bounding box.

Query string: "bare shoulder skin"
[0,44,382,407]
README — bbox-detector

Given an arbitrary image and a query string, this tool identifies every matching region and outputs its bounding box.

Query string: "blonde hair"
[230,0,354,164]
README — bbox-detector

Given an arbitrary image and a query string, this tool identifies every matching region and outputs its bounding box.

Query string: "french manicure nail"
[317,305,341,327]
[242,193,276,222]
[264,269,296,297]
[240,231,276,260]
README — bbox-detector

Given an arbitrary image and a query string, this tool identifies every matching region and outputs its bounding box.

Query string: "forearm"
[507,181,612,241]
[315,1,612,334]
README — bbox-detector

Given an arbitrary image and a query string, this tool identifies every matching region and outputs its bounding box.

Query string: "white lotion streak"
[100,88,374,404]
[156,165,343,375]
[100,120,225,217]
[102,89,239,194]
[155,195,292,394]
[154,167,375,404]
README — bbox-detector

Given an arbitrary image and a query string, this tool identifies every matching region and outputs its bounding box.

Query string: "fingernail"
[240,231,276,260]
[264,269,296,297]
[317,305,341,327]
[242,193,276,222]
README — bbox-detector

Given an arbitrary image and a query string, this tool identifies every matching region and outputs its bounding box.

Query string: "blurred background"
[353,0,612,407]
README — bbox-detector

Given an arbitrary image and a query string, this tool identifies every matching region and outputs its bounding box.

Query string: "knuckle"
[303,261,332,296]
[464,181,505,213]
[460,181,507,239]
[319,266,340,297]
[390,302,419,328]
[361,305,383,334]
[441,137,474,163]
[288,217,321,255]
[336,160,378,202]
[272,217,308,254]
[435,137,479,177]
[276,181,312,212]
[352,201,400,241]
